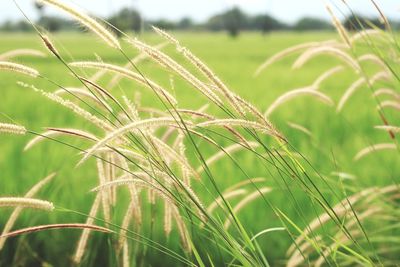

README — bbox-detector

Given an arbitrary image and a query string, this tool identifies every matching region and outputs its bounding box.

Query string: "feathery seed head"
[37,0,120,49]
[0,61,39,77]
[0,123,27,135]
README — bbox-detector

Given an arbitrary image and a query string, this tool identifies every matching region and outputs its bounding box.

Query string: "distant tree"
[205,7,247,37]
[224,7,247,37]
[250,14,286,33]
[108,8,142,35]
[14,21,32,32]
[177,17,193,30]
[34,2,45,19]
[293,17,332,31]
[205,14,225,31]
[37,16,64,32]
[343,14,384,31]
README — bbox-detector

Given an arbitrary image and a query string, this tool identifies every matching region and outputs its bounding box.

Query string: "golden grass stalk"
[149,136,201,180]
[117,199,135,249]
[286,236,323,267]
[292,46,360,72]
[96,159,111,223]
[224,187,272,229]
[377,100,400,111]
[354,143,397,161]
[330,171,356,180]
[91,147,147,164]
[312,207,382,267]
[0,49,45,60]
[0,122,26,135]
[0,223,111,239]
[41,35,60,58]
[70,61,177,105]
[286,187,377,256]
[0,61,39,77]
[312,65,344,89]
[91,178,145,193]
[350,29,385,44]
[107,41,169,89]
[0,173,55,250]
[0,197,54,211]
[197,119,279,137]
[24,127,98,151]
[171,205,191,252]
[373,88,400,100]
[206,189,247,215]
[254,41,338,76]
[287,122,313,137]
[265,87,334,117]
[123,241,130,267]
[370,71,392,85]
[196,142,259,173]
[122,95,140,121]
[337,78,366,112]
[18,82,113,131]
[118,157,142,224]
[164,200,173,236]
[127,39,223,107]
[104,153,116,205]
[175,108,253,146]
[358,54,388,70]
[326,4,351,46]
[152,27,245,115]
[374,125,400,134]
[73,193,101,264]
[152,26,179,45]
[233,94,273,126]
[78,117,190,166]
[54,87,113,111]
[370,0,392,31]
[37,0,120,49]
[224,177,266,192]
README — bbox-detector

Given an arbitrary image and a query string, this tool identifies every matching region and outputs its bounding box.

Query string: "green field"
[0,31,399,266]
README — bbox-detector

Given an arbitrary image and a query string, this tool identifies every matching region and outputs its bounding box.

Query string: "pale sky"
[1,0,399,24]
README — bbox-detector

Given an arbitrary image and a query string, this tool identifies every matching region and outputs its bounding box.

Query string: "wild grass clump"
[0,0,399,266]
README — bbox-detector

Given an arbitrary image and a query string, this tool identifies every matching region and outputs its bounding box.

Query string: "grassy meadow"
[0,30,399,266]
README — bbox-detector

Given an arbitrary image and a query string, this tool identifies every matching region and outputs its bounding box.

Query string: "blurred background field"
[0,0,399,266]
[1,31,399,266]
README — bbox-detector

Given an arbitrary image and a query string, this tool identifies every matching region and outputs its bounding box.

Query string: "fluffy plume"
[265,87,334,116]
[37,0,120,49]
[0,61,39,77]
[292,46,360,72]
[354,143,397,161]
[0,197,54,211]
[0,173,55,250]
[70,61,177,105]
[0,223,111,238]
[0,122,26,135]
[0,49,45,60]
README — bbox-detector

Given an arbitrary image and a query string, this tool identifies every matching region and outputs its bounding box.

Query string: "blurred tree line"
[1,5,398,36]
